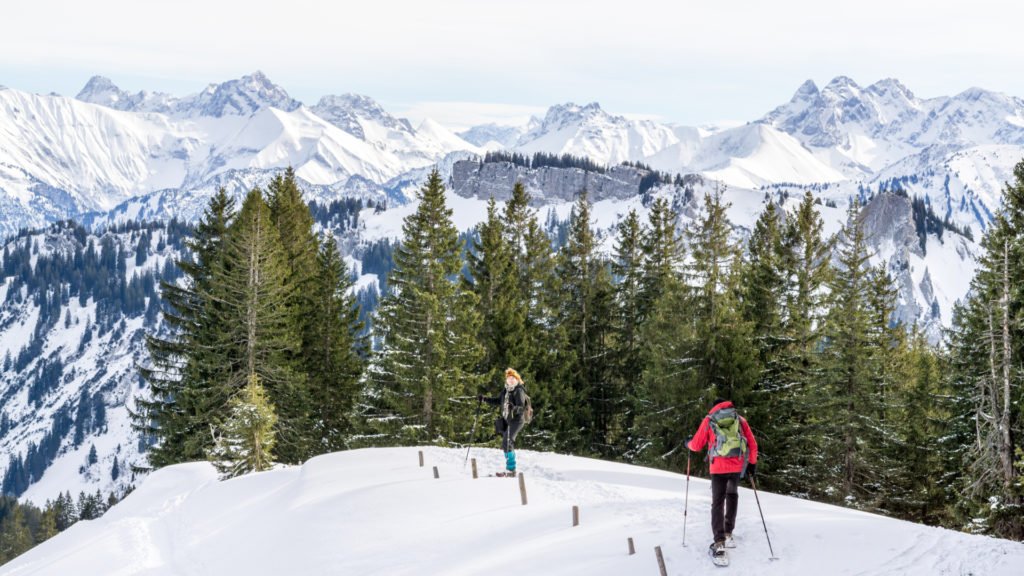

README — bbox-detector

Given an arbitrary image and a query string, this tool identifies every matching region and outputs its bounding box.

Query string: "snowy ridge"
[1,447,1020,576]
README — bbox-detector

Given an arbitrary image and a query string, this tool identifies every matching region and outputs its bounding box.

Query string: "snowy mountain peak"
[539,101,616,131]
[793,79,820,100]
[74,76,176,113]
[823,75,861,96]
[186,71,301,118]
[76,76,124,103]
[311,93,413,140]
[867,77,916,102]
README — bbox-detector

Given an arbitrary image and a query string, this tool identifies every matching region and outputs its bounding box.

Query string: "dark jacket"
[483,385,527,422]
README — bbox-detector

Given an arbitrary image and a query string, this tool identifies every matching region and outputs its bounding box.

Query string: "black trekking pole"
[464,396,484,467]
[682,450,692,547]
[749,477,780,561]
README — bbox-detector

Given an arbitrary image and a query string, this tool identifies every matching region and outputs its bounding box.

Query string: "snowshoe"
[491,471,517,477]
[709,542,729,567]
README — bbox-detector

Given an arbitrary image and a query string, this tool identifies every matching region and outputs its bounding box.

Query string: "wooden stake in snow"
[518,473,528,505]
[433,466,439,479]
[471,458,478,479]
[419,451,424,467]
[572,505,579,527]
[654,546,667,576]
[627,538,635,555]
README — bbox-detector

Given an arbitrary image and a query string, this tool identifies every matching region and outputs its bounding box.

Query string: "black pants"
[711,473,740,543]
[500,417,524,452]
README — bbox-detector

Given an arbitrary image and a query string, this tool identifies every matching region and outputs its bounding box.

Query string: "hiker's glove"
[746,463,757,479]
[685,436,694,451]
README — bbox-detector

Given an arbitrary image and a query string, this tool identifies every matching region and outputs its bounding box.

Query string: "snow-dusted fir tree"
[209,374,278,479]
[366,170,484,444]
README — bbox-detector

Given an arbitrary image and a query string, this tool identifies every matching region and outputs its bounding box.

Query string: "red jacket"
[687,401,758,475]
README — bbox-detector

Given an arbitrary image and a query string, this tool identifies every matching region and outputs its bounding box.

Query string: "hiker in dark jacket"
[687,398,759,559]
[478,368,527,476]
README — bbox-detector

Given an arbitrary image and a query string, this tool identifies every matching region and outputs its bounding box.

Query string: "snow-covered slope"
[0,222,176,506]
[2,447,1020,576]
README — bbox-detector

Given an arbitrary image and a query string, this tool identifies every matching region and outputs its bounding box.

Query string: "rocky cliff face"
[449,160,645,204]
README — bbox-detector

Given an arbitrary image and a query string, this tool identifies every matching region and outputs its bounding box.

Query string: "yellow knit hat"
[504,368,523,383]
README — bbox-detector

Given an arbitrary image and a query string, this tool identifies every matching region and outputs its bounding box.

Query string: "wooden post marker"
[572,505,579,527]
[433,466,439,479]
[471,458,478,479]
[518,473,528,505]
[418,450,424,467]
[627,538,635,555]
[654,546,668,576]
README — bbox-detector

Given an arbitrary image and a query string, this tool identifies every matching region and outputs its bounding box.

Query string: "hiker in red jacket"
[687,398,759,560]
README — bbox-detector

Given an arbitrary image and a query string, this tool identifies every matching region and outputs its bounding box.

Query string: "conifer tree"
[306,237,366,452]
[611,210,646,457]
[38,504,58,542]
[0,506,32,564]
[367,170,484,444]
[503,182,565,450]
[469,198,529,383]
[638,197,683,323]
[684,187,757,405]
[886,328,949,524]
[209,374,278,479]
[213,188,303,463]
[739,202,791,483]
[818,200,887,507]
[555,190,620,454]
[764,191,833,493]
[137,188,235,466]
[946,160,1024,538]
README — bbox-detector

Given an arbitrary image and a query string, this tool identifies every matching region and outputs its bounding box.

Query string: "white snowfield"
[2,447,1021,576]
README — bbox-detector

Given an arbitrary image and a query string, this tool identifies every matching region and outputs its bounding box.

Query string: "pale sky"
[2,0,1021,129]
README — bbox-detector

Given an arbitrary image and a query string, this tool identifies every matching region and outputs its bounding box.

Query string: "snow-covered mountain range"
[0,72,478,237]
[2,447,1021,576]
[2,73,1023,507]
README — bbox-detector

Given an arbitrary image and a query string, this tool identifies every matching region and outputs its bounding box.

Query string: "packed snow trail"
[1,447,1021,575]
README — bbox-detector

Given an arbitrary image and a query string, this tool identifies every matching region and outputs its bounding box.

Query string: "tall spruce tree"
[212,188,304,464]
[468,198,529,385]
[306,237,367,452]
[504,182,566,450]
[684,187,757,405]
[554,190,600,453]
[137,188,236,467]
[765,191,834,493]
[819,200,887,507]
[886,328,949,525]
[611,210,646,458]
[367,170,484,444]
[638,197,683,323]
[739,202,790,482]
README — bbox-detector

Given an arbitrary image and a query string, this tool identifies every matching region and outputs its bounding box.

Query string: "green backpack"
[708,407,747,459]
